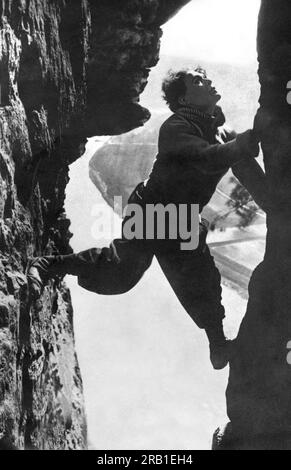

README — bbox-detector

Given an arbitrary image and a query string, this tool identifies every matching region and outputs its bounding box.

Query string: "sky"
[161,0,261,64]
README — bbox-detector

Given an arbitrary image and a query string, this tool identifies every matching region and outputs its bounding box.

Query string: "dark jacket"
[143,111,268,212]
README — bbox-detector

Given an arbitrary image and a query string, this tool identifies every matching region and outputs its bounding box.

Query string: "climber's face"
[181,69,221,110]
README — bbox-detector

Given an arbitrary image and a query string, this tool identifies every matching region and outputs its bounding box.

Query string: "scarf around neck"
[176,105,225,138]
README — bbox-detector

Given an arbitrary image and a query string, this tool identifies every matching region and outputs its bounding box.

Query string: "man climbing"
[27,67,268,370]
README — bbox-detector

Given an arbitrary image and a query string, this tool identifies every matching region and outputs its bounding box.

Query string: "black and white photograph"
[0,0,291,455]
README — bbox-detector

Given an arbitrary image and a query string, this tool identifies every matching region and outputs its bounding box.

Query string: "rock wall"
[0,0,190,450]
[213,0,291,450]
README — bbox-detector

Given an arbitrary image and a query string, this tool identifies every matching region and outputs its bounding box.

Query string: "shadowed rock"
[214,0,291,450]
[0,0,190,450]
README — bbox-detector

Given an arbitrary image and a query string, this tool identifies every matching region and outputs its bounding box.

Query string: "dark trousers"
[54,186,225,330]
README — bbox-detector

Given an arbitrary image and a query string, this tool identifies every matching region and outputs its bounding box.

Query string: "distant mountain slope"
[89,113,165,212]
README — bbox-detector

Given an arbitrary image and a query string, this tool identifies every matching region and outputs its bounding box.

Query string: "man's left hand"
[236,129,260,158]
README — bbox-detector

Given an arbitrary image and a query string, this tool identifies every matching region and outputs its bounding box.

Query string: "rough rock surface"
[213,0,291,450]
[0,0,190,450]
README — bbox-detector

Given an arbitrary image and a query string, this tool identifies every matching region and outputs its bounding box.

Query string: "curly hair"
[162,67,207,112]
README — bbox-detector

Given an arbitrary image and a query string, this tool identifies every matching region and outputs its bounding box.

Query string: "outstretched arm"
[229,108,273,213]
[159,118,259,175]
[231,158,270,213]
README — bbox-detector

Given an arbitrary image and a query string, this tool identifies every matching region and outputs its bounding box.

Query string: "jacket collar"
[175,106,225,140]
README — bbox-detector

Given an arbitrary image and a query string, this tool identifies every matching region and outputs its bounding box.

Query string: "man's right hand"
[236,129,260,159]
